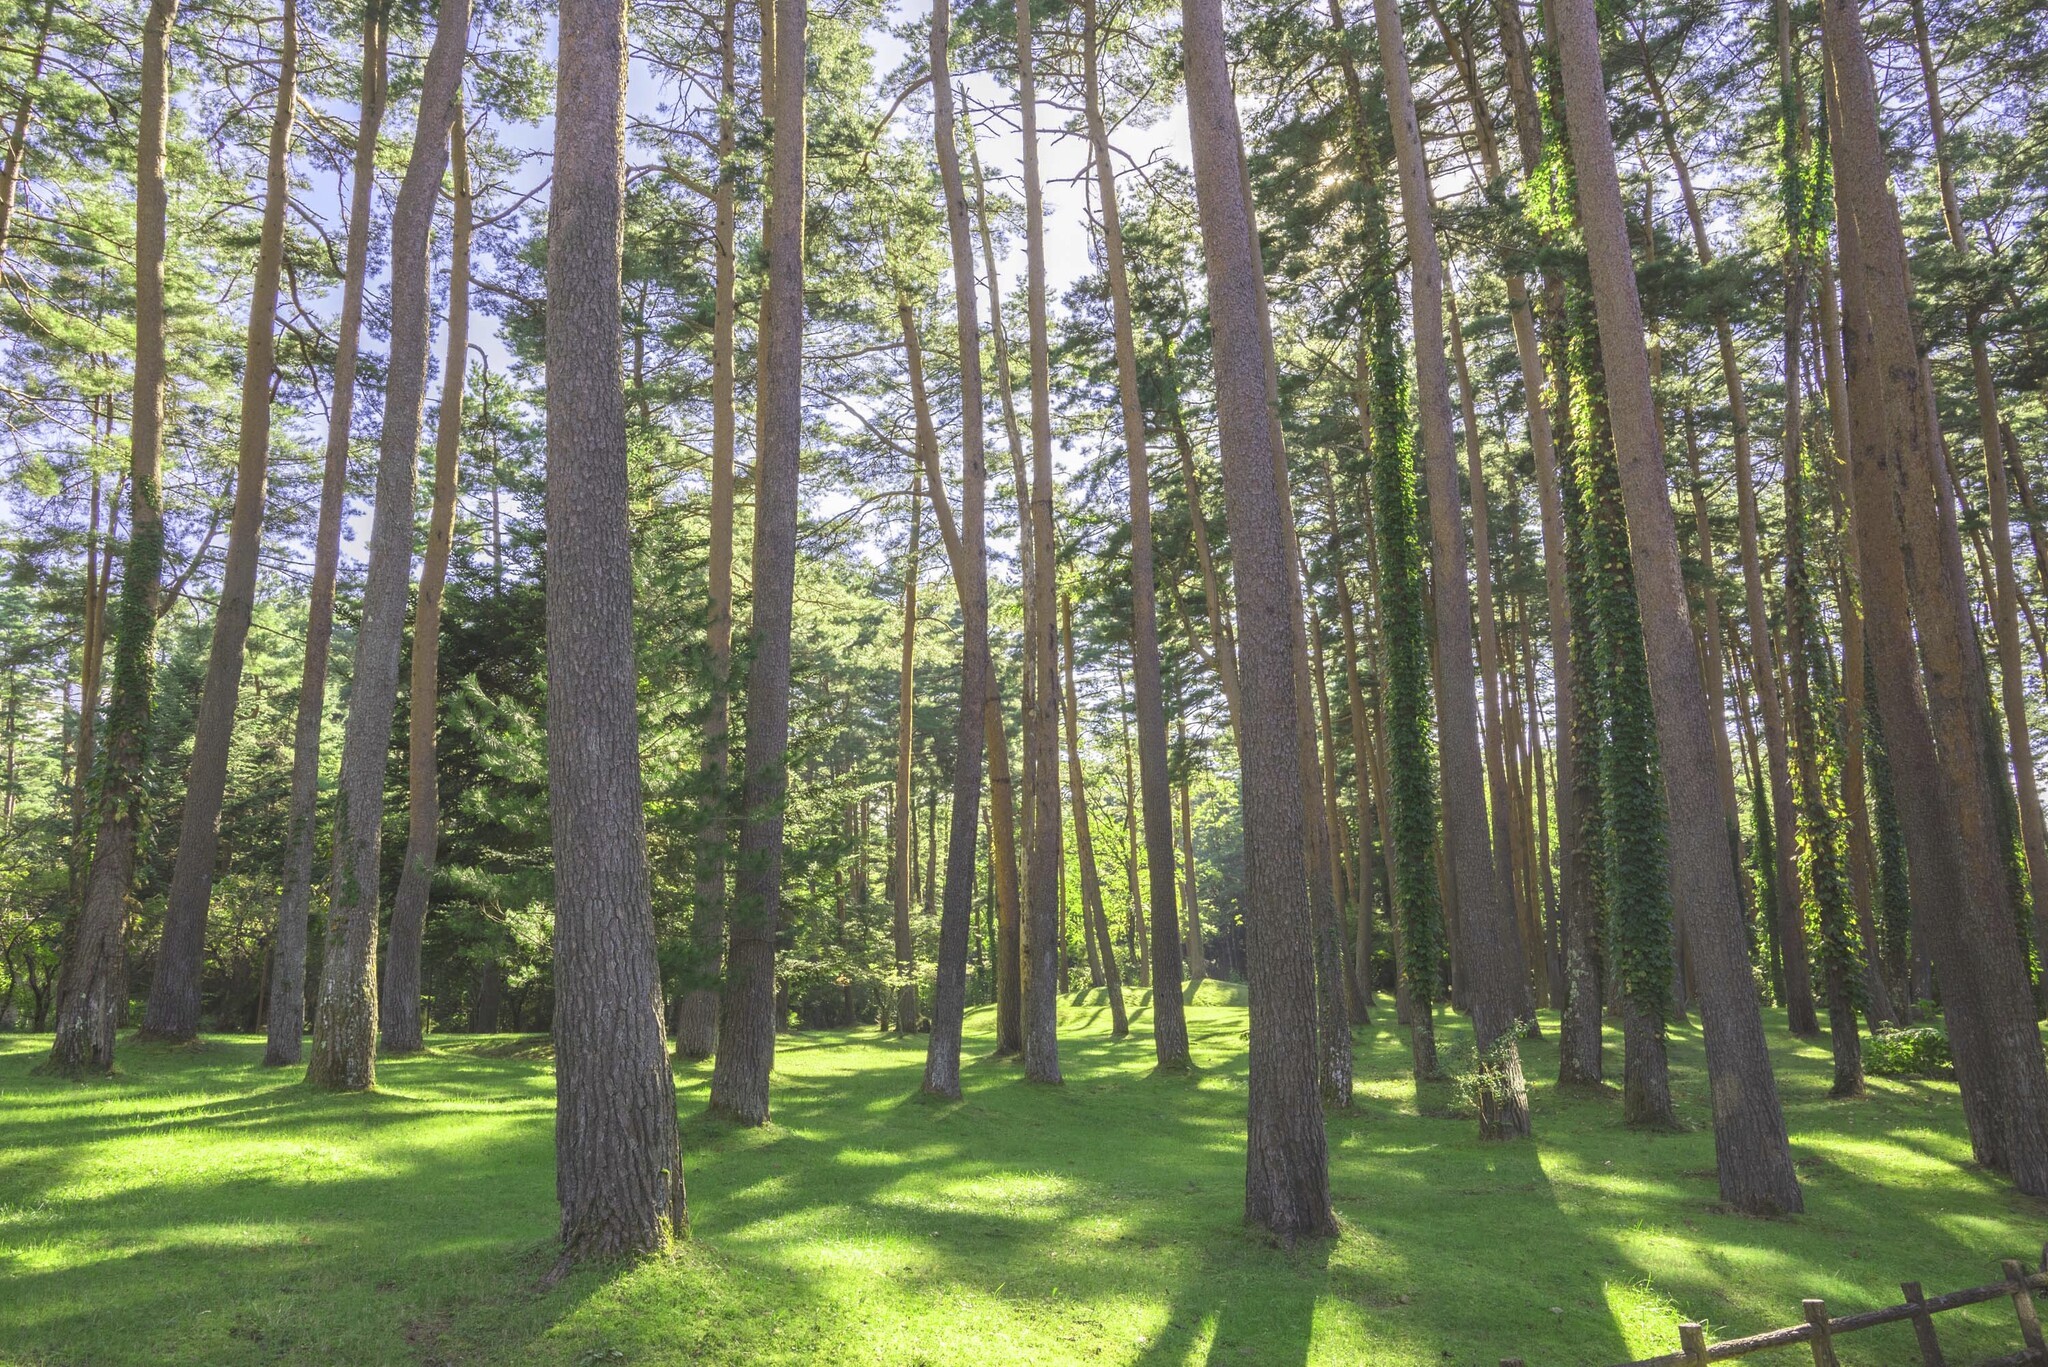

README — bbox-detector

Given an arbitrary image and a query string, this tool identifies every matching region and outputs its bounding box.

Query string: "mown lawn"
[1,988,2041,1366]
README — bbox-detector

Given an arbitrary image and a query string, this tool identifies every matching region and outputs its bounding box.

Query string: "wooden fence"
[1501,1246,2048,1367]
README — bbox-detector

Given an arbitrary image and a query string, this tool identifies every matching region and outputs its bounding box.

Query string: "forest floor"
[1,989,2041,1367]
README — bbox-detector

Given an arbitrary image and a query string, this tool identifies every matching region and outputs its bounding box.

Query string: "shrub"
[1866,1025,1953,1078]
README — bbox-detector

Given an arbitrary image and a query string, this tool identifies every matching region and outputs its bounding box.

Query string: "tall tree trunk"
[962,120,1024,1057]
[266,12,386,1067]
[543,0,686,1267]
[1061,595,1127,1038]
[1907,0,2048,955]
[381,107,469,1054]
[1438,0,1584,999]
[306,0,466,1093]
[1183,0,1334,1239]
[893,472,922,1034]
[45,0,179,1079]
[1635,36,1817,1036]
[1821,0,2048,1193]
[1554,0,1803,1213]
[70,465,117,886]
[1785,369,1865,1100]
[912,39,994,1097]
[1013,0,1063,1086]
[143,0,299,1043]
[1373,0,1530,1138]
[708,0,805,1125]
[1814,243,1899,1028]
[1082,0,1188,1067]
[1448,287,1543,1015]
[1679,410,1749,905]
[676,0,741,1063]
[1171,414,1245,739]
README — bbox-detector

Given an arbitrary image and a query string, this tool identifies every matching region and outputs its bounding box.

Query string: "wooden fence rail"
[1500,1245,2048,1367]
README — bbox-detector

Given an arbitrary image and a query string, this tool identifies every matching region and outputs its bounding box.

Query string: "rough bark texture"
[1907,0,2048,958]
[1447,291,1537,1013]
[44,0,178,1079]
[1082,0,1188,1068]
[963,125,1024,1057]
[1554,0,1803,1214]
[1183,0,1334,1240]
[266,11,385,1069]
[675,0,740,1062]
[918,27,993,1099]
[382,107,470,1055]
[305,0,466,1093]
[1821,0,2048,1194]
[1637,40,1817,1037]
[1373,0,1530,1138]
[1013,0,1063,1087]
[544,0,687,1266]
[710,0,805,1125]
[143,0,298,1043]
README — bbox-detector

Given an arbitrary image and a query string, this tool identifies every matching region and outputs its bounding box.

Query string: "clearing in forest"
[0,995,2037,1366]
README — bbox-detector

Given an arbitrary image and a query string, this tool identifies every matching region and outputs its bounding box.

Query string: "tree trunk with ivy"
[44,0,179,1079]
[1554,0,1803,1214]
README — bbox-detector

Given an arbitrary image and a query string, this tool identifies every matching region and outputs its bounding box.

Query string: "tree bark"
[1182,0,1334,1239]
[1448,288,1543,1014]
[543,0,686,1266]
[1013,0,1063,1087]
[1821,0,2048,1193]
[676,0,741,1063]
[266,13,385,1068]
[1373,0,1530,1138]
[915,34,994,1099]
[1554,0,1803,1213]
[962,121,1024,1057]
[1636,37,1817,1036]
[143,0,299,1043]
[382,105,470,1055]
[1814,244,1899,1028]
[709,0,804,1124]
[45,0,178,1079]
[306,0,466,1093]
[1081,0,1187,1068]
[1906,0,2048,957]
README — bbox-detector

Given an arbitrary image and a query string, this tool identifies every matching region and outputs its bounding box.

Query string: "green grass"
[2,990,2041,1366]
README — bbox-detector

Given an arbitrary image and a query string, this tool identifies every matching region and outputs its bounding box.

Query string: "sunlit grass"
[1,995,2040,1365]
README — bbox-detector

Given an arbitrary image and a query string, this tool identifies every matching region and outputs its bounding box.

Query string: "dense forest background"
[4,0,2048,1244]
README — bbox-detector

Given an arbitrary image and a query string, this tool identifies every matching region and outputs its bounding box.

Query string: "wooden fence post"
[1901,1281,1946,1367]
[2001,1259,2046,1361]
[1679,1321,1708,1367]
[1803,1299,1840,1367]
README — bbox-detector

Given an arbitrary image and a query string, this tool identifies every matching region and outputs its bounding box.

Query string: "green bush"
[1866,1025,1953,1078]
